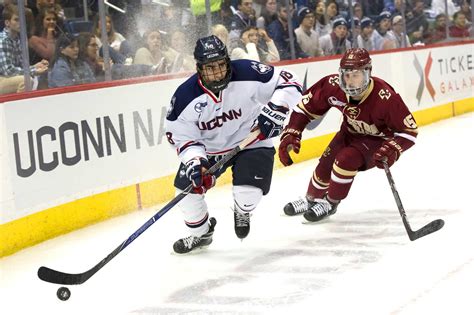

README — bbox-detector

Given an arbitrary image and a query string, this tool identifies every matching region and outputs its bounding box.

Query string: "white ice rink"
[1,112,473,315]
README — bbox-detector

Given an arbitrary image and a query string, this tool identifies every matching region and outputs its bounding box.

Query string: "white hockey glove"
[257,102,289,139]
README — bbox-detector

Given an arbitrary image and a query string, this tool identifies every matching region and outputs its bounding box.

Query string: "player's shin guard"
[327,163,357,201]
[177,191,209,237]
[306,170,330,200]
[233,185,262,239]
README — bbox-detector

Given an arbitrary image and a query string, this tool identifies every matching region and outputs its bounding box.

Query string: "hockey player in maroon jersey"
[279,48,418,222]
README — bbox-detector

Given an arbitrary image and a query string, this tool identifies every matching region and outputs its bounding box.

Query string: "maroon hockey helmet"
[339,48,372,96]
[339,48,372,70]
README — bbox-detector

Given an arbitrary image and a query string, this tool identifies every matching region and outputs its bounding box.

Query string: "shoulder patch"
[378,89,392,100]
[230,59,274,83]
[166,74,205,121]
[328,75,340,86]
[250,61,272,74]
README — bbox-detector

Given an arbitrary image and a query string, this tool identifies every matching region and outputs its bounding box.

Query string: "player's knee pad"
[233,185,263,214]
[334,147,365,172]
[176,190,208,234]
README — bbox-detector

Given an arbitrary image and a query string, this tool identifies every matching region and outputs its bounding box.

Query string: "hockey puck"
[57,286,71,301]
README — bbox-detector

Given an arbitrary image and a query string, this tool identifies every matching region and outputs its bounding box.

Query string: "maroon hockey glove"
[373,140,403,169]
[278,128,302,166]
[185,157,216,194]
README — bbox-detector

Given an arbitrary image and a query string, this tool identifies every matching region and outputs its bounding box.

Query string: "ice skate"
[173,217,217,254]
[303,197,339,222]
[234,210,250,239]
[283,198,309,216]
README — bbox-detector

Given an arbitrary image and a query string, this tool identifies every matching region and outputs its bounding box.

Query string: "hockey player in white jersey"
[165,35,302,254]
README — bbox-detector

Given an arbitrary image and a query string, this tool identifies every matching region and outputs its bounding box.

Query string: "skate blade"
[301,217,332,225]
[170,244,212,256]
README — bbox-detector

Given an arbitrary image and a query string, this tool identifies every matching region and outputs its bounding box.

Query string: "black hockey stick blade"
[38,266,92,285]
[408,218,445,241]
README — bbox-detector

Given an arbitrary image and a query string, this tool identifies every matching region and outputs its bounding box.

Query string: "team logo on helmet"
[251,61,272,74]
[204,42,215,50]
[194,101,208,113]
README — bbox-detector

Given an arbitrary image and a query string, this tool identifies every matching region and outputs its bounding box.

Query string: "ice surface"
[1,112,473,315]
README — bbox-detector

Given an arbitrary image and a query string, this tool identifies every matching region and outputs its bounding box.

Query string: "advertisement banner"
[1,43,472,224]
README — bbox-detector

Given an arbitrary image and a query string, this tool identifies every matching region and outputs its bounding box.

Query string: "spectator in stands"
[219,0,235,30]
[383,15,411,48]
[352,2,364,20]
[405,0,429,45]
[348,16,361,46]
[314,0,331,37]
[256,0,278,28]
[294,7,323,57]
[459,0,471,23]
[78,32,155,81]
[2,0,35,36]
[449,11,471,38]
[133,29,171,74]
[231,0,256,32]
[267,2,308,60]
[230,25,280,62]
[431,0,459,17]
[48,33,95,87]
[159,5,184,35]
[373,10,394,50]
[0,4,48,95]
[93,14,133,60]
[325,0,339,22]
[166,30,195,73]
[319,16,351,56]
[34,0,64,27]
[424,13,447,44]
[357,17,376,50]
[393,0,407,17]
[229,0,257,49]
[29,8,58,63]
[212,24,230,46]
[78,32,104,79]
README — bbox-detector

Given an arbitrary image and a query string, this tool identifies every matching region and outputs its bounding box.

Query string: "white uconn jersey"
[165,59,302,164]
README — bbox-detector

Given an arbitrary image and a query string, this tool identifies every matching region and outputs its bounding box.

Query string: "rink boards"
[0,41,473,257]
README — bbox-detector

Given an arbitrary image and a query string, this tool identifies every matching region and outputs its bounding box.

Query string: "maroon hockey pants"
[307,131,384,201]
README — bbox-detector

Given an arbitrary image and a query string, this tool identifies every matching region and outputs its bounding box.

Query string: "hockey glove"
[185,157,216,194]
[257,102,289,140]
[278,128,302,166]
[373,139,403,169]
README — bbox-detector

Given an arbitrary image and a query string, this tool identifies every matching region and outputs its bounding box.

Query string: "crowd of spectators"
[0,0,472,95]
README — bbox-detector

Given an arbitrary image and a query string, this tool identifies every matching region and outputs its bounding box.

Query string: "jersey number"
[280,70,293,81]
[166,132,175,145]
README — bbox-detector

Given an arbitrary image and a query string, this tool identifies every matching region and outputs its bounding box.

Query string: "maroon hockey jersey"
[296,74,418,149]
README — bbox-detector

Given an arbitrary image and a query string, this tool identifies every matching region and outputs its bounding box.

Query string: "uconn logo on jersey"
[198,109,242,130]
[194,102,208,113]
[251,61,272,74]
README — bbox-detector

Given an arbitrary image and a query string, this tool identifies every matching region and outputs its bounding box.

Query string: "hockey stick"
[382,161,444,241]
[38,129,261,285]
